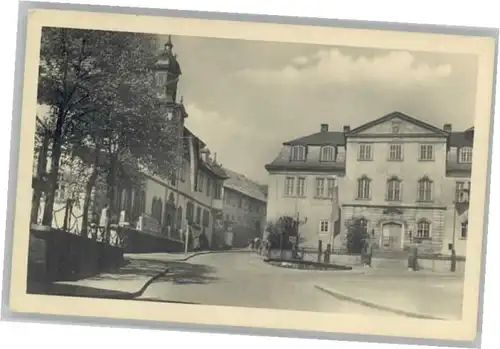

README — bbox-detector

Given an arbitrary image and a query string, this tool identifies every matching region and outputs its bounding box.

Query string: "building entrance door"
[381,222,402,250]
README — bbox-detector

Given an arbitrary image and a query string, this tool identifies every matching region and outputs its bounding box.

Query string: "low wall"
[29,226,124,282]
[119,227,185,253]
[270,248,466,274]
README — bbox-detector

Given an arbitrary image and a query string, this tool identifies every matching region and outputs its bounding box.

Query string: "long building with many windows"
[265,111,472,256]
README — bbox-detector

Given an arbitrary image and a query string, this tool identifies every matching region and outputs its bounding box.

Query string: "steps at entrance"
[373,250,409,260]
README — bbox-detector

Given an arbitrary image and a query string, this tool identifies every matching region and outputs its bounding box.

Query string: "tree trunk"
[104,153,118,242]
[41,107,65,226]
[30,130,50,224]
[81,163,99,237]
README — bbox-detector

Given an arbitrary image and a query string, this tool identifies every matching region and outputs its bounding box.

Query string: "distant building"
[265,111,472,256]
[221,168,268,247]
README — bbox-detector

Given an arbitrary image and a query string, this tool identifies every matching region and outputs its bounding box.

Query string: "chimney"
[320,124,329,132]
[443,123,452,132]
[343,125,351,133]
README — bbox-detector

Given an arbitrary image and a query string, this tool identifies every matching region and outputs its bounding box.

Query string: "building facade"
[265,112,472,256]
[220,168,267,247]
[265,123,344,248]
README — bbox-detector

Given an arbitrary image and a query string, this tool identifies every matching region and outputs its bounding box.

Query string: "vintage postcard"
[5,7,498,343]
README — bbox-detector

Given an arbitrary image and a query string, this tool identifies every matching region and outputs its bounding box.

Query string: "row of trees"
[31,27,180,237]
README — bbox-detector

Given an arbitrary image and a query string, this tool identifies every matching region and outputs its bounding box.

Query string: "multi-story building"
[265,111,472,256]
[220,168,267,247]
[264,123,344,248]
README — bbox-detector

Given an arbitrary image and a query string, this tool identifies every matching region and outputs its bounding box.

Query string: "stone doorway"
[380,222,404,250]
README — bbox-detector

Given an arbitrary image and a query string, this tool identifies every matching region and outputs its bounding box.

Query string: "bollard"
[408,244,419,271]
[324,244,331,264]
[317,240,323,263]
[450,249,457,272]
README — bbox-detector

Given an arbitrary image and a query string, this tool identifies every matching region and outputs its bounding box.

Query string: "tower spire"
[165,35,173,51]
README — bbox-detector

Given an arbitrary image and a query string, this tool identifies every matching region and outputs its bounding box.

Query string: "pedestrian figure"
[408,243,419,271]
[362,236,373,268]
[253,237,260,252]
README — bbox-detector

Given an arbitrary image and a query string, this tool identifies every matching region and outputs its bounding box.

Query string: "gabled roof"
[222,167,267,202]
[283,131,346,146]
[347,111,449,136]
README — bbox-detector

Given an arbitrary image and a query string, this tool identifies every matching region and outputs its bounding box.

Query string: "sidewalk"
[29,249,249,298]
[314,271,464,320]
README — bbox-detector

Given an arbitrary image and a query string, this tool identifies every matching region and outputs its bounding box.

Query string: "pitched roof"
[283,131,346,146]
[222,168,267,202]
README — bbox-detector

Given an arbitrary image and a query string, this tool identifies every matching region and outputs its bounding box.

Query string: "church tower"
[151,35,187,124]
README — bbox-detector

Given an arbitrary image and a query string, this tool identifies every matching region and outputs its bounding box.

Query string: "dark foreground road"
[137,252,395,315]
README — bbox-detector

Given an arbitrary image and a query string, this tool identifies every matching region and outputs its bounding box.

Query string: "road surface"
[137,252,394,315]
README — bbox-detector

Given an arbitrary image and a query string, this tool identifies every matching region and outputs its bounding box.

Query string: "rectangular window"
[198,173,204,192]
[296,177,306,197]
[327,178,336,198]
[418,180,433,202]
[202,210,210,227]
[459,147,473,163]
[389,144,403,161]
[456,181,470,202]
[358,144,373,161]
[213,182,222,199]
[419,144,434,161]
[319,220,329,233]
[206,178,211,197]
[290,145,307,161]
[196,207,201,224]
[284,177,295,196]
[387,179,401,201]
[315,178,325,197]
[461,221,468,239]
[357,178,370,200]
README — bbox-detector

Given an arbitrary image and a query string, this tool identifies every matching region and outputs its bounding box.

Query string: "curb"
[313,285,445,320]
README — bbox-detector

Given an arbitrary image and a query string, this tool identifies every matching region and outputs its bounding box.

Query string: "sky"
[162,34,479,185]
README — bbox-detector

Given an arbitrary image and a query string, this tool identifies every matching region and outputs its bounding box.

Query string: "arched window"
[290,145,306,161]
[416,219,431,239]
[461,220,468,239]
[458,147,473,164]
[320,146,336,162]
[417,176,433,202]
[357,176,371,200]
[386,177,402,201]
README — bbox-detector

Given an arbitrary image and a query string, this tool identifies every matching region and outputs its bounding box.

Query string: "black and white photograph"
[4,7,497,343]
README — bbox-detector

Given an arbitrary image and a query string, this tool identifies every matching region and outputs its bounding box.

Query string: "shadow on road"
[155,261,219,285]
